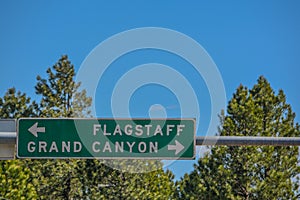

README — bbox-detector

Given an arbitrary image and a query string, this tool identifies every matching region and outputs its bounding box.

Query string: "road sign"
[17,118,195,159]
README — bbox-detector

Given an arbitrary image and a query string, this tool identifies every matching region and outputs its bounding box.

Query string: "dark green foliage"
[0,89,38,199]
[177,76,300,199]
[0,55,176,199]
[0,160,38,199]
[35,55,92,118]
[3,55,299,199]
[75,160,176,199]
[0,88,38,118]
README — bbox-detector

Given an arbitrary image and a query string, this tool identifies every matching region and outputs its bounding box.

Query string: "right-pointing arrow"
[28,122,45,137]
[167,140,184,155]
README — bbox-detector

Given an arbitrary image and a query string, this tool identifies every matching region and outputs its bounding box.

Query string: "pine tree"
[0,88,38,199]
[0,88,38,118]
[32,55,176,199]
[35,55,91,118]
[178,76,300,199]
[77,160,176,199]
[30,55,92,199]
[0,55,176,199]
[0,160,38,199]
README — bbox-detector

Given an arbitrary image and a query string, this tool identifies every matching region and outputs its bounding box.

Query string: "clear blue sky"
[1,1,300,179]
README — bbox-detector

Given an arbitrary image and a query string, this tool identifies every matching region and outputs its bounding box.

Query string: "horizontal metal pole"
[0,132,16,144]
[196,136,300,146]
[1,134,300,146]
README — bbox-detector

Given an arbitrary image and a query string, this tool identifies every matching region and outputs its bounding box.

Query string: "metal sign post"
[196,136,300,146]
[0,119,16,160]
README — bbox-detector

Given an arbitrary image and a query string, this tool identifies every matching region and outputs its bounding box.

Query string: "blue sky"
[1,1,300,179]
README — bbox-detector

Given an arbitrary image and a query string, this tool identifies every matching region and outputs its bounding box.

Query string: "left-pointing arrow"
[28,122,45,137]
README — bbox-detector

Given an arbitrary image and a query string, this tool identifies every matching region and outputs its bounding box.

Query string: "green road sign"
[17,118,195,159]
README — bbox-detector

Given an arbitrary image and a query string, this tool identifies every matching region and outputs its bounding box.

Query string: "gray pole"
[0,132,16,144]
[0,119,16,160]
[196,136,300,146]
[1,133,300,160]
[1,134,300,146]
[0,132,300,146]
